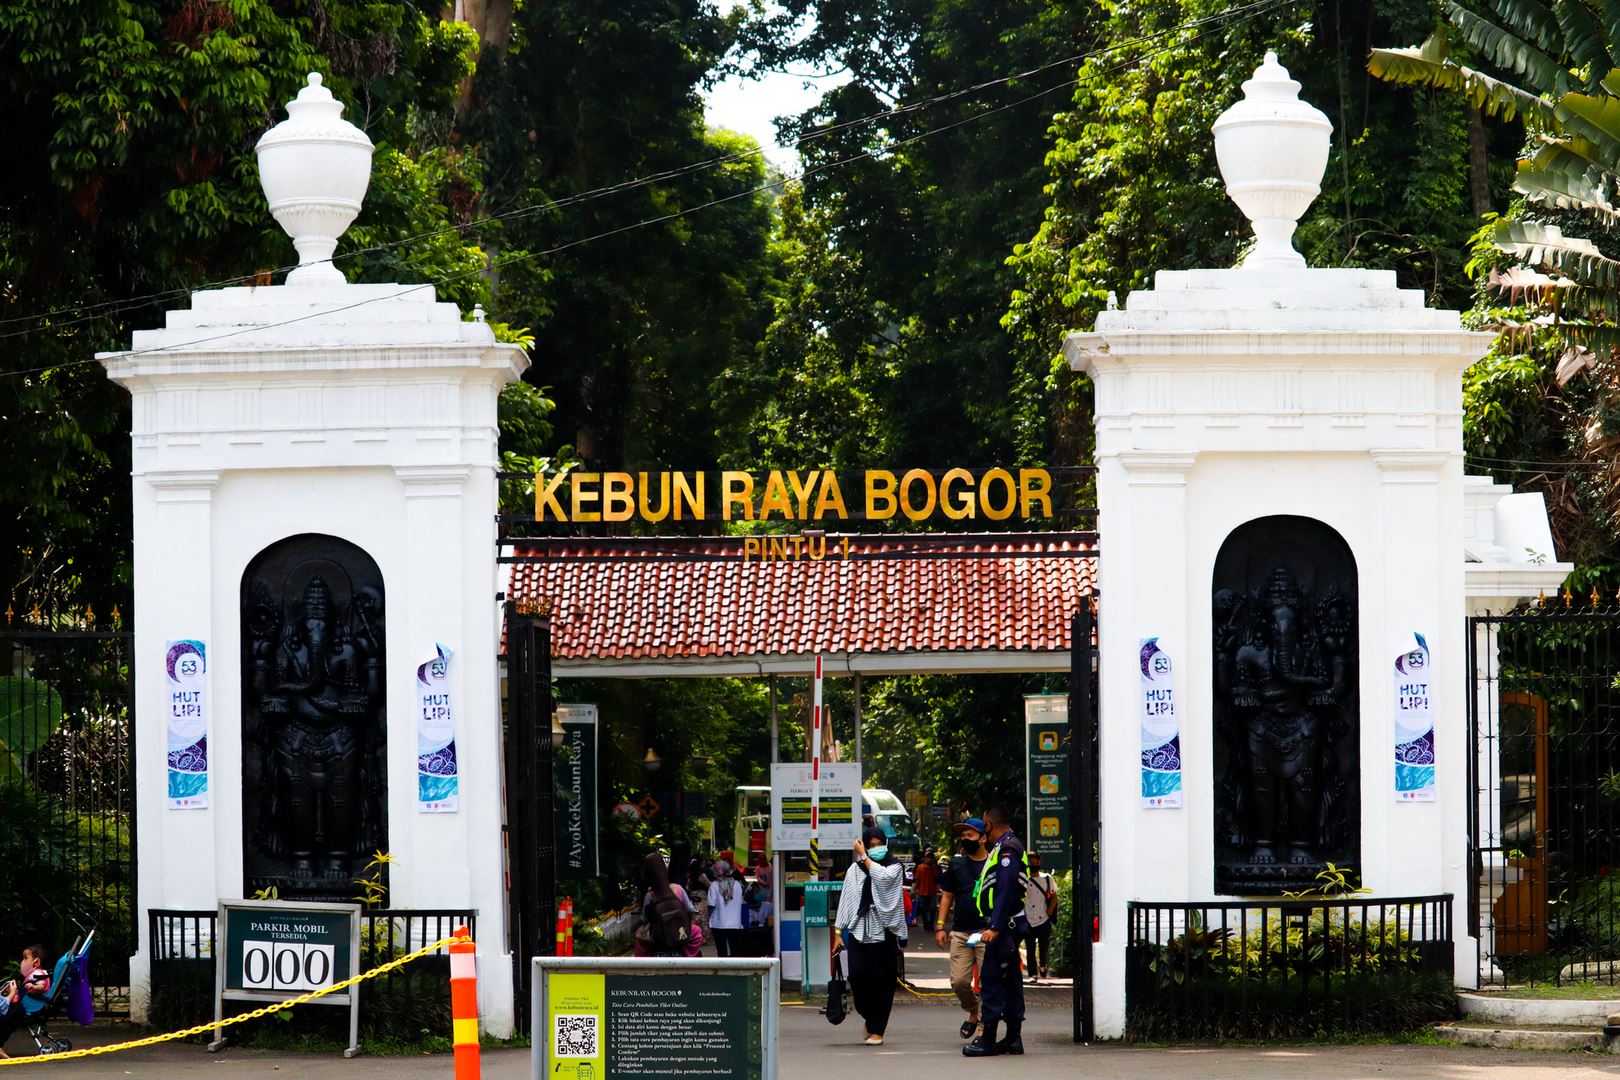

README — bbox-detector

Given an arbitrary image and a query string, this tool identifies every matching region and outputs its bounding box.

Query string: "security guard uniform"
[963,828,1027,1056]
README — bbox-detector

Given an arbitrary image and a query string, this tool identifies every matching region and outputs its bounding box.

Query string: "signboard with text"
[535,958,777,1080]
[769,763,861,850]
[1025,694,1071,871]
[555,704,601,877]
[212,899,361,1057]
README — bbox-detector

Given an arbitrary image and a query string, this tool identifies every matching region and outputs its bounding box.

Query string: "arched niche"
[1211,515,1359,895]
[240,534,388,900]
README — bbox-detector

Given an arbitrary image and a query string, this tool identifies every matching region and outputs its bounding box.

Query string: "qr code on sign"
[554,1013,598,1058]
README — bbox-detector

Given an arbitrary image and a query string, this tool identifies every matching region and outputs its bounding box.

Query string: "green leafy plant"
[353,850,393,909]
[0,675,64,778]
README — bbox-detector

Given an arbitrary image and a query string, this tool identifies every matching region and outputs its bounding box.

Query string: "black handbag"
[822,947,849,1025]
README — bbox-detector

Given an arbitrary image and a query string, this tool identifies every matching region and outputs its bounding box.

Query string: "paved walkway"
[9,1006,1620,1080]
[4,942,1615,1078]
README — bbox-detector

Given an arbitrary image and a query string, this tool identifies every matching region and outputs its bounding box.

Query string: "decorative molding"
[1369,448,1452,483]
[395,465,470,499]
[1269,368,1302,427]
[145,470,222,504]
[1115,450,1199,486]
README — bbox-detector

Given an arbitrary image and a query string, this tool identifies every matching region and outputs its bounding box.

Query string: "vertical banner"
[555,703,600,878]
[416,643,459,813]
[1024,694,1070,871]
[1394,632,1435,802]
[1140,637,1182,808]
[165,640,208,809]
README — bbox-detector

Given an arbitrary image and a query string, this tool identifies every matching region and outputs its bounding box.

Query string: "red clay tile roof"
[505,533,1095,662]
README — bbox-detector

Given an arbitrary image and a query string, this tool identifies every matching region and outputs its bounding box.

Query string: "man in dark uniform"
[963,805,1027,1056]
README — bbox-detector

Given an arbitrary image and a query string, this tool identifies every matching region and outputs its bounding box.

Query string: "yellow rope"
[0,935,461,1066]
[897,979,956,999]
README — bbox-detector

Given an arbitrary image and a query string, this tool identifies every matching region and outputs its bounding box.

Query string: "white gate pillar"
[100,75,528,1034]
[1065,54,1502,1036]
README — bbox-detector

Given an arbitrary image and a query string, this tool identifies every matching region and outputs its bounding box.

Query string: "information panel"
[212,899,362,1057]
[1025,694,1071,871]
[769,763,861,850]
[534,958,778,1080]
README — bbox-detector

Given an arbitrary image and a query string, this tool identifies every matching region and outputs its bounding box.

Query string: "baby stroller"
[22,926,95,1055]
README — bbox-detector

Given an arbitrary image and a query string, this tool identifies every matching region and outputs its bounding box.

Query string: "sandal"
[960,1019,978,1039]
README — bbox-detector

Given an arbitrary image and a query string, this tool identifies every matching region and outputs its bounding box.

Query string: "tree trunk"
[1468,106,1490,217]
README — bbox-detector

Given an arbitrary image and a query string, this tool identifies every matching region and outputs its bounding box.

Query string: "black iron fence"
[1470,602,1620,986]
[1125,895,1456,1040]
[148,908,475,1035]
[3,623,134,1015]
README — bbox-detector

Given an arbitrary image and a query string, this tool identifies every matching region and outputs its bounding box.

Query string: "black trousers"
[979,930,1025,1028]
[712,927,742,957]
[1025,920,1052,975]
[846,932,900,1036]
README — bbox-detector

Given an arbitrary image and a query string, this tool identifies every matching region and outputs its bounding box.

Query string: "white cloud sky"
[702,3,849,169]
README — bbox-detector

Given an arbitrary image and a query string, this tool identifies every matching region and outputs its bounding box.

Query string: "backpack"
[646,884,694,955]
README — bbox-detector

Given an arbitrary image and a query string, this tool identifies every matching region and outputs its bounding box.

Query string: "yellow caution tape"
[0,935,461,1066]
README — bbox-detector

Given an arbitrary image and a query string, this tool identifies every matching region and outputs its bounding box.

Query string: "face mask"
[866,846,889,862]
[960,838,981,854]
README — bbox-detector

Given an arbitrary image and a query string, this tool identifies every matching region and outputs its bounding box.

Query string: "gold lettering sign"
[532,469,1059,524]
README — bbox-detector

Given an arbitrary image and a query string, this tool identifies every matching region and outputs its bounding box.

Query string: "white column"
[130,469,219,1020]
[1093,449,1197,1039]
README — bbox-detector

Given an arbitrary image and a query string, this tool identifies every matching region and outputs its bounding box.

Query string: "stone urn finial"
[1212,52,1332,271]
[255,73,374,286]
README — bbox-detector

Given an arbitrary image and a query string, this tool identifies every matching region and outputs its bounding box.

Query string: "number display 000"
[240,940,338,992]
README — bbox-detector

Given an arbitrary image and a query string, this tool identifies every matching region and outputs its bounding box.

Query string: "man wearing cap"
[935,816,990,1041]
[963,805,1028,1057]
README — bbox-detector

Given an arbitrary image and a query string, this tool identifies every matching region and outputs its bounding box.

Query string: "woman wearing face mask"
[832,826,907,1046]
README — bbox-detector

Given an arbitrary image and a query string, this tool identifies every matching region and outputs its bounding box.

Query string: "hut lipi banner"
[1140,638,1182,808]
[416,643,459,812]
[166,639,208,809]
[1394,633,1435,802]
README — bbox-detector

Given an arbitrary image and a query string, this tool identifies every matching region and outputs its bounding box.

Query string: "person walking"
[1023,851,1058,982]
[936,818,990,1041]
[912,849,940,935]
[706,858,746,956]
[833,827,908,1046]
[962,806,1028,1057]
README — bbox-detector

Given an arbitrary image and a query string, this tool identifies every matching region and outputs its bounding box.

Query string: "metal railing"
[149,908,475,1012]
[1125,895,1455,1040]
[1469,604,1620,987]
[4,625,135,1015]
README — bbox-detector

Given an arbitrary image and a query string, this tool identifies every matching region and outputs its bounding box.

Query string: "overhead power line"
[0,0,1288,343]
[0,0,1292,374]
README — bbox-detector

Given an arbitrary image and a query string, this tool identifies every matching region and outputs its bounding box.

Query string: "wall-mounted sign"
[416,644,458,813]
[166,640,208,810]
[555,704,600,878]
[532,468,1057,524]
[1394,633,1435,802]
[1140,638,1182,809]
[1025,694,1070,871]
[211,899,361,1057]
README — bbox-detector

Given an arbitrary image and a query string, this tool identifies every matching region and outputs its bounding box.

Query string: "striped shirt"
[835,859,908,944]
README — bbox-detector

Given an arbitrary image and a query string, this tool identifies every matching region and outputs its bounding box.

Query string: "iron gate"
[1469,600,1620,986]
[3,616,135,1013]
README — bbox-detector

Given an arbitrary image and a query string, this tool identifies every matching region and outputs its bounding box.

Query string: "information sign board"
[533,958,778,1080]
[1025,694,1071,871]
[211,899,362,1057]
[770,763,861,850]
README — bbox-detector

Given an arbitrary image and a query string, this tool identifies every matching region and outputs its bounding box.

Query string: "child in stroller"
[0,930,94,1058]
